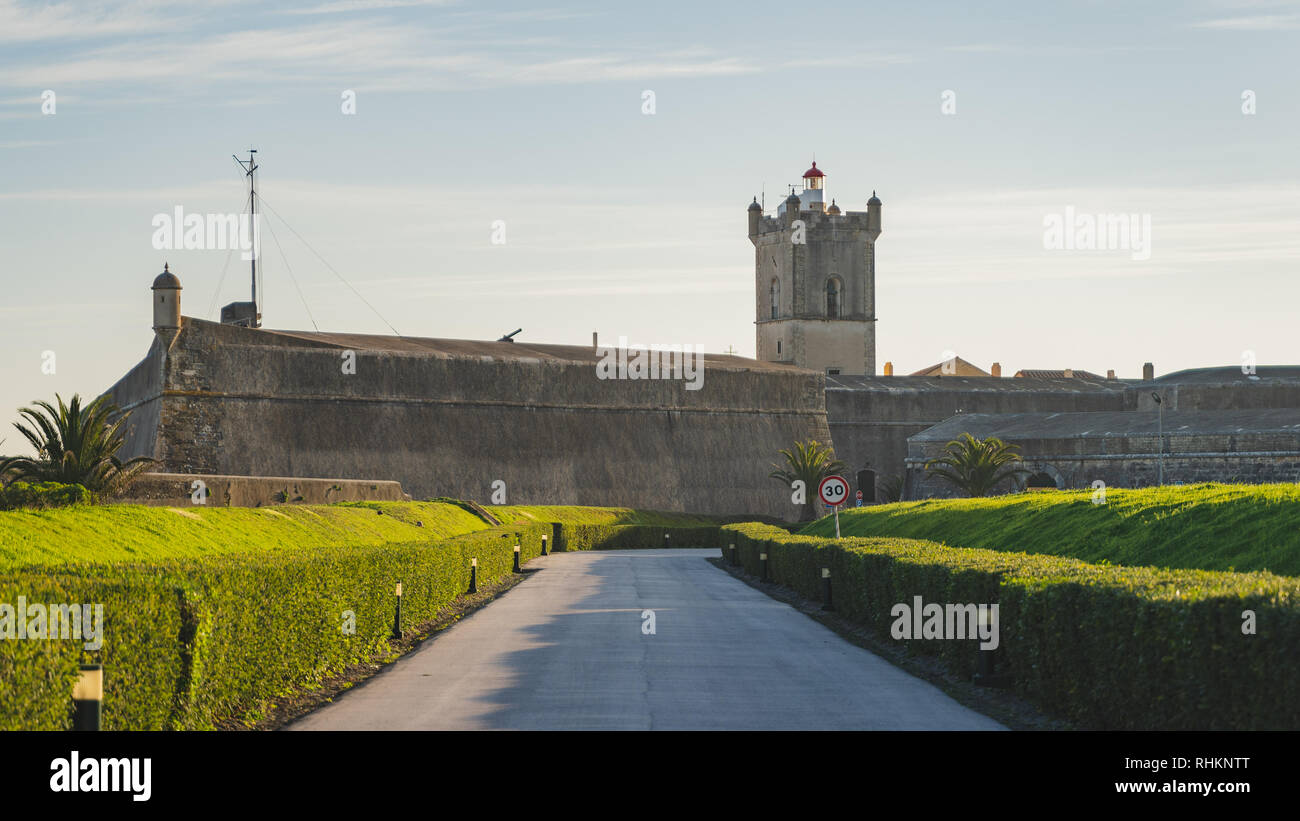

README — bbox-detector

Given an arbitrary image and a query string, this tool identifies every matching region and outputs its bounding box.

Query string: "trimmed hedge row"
[0,523,551,729]
[171,523,554,728]
[723,522,1300,730]
[0,481,95,511]
[0,571,184,731]
[555,524,722,551]
[0,522,715,729]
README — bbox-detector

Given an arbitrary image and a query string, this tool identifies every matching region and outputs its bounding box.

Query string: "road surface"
[289,549,1004,731]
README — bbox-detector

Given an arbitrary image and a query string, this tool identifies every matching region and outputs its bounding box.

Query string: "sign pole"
[818,475,849,539]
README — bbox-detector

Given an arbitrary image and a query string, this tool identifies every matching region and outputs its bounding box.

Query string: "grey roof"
[152,270,181,289]
[829,366,1300,394]
[201,319,802,373]
[826,373,1130,394]
[1152,366,1300,385]
[910,408,1300,443]
[1014,369,1105,380]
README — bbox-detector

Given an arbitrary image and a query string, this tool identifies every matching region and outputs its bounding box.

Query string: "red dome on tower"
[802,162,825,179]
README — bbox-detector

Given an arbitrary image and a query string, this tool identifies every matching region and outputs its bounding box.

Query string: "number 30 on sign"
[818,475,849,508]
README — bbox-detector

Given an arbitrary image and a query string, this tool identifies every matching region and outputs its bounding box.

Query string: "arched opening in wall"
[1025,472,1059,490]
[826,276,842,318]
[770,278,780,319]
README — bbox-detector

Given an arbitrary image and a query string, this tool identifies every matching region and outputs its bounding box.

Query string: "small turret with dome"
[782,190,802,222]
[867,190,882,239]
[747,196,763,238]
[151,262,182,344]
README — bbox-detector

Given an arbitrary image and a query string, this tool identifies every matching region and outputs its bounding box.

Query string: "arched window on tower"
[770,278,780,319]
[826,276,842,318]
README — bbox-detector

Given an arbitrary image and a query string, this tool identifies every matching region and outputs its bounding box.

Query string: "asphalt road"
[288,549,1005,731]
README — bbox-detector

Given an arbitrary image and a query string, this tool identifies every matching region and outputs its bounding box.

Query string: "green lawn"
[0,500,717,571]
[798,482,1300,576]
[0,501,490,571]
[488,505,715,527]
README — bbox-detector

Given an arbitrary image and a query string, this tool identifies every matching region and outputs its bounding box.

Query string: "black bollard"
[821,568,834,611]
[469,557,478,593]
[513,544,522,573]
[541,534,548,556]
[760,552,769,582]
[392,582,403,639]
[73,664,102,731]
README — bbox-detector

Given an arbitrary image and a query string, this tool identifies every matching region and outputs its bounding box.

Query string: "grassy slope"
[0,501,488,571]
[0,501,717,571]
[798,482,1300,576]
[488,505,715,526]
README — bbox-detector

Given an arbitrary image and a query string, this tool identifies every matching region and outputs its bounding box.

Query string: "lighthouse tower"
[748,162,881,376]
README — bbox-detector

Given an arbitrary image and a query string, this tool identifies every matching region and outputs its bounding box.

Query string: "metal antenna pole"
[233,149,260,326]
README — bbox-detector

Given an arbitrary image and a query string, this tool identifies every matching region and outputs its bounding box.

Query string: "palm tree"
[924,432,1030,498]
[769,440,847,521]
[0,393,154,494]
[878,474,905,503]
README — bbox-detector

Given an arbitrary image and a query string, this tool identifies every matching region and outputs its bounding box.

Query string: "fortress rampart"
[106,317,831,518]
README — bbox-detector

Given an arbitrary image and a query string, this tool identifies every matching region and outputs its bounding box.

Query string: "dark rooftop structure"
[826,373,1128,393]
[909,408,1300,443]
[1013,369,1106,380]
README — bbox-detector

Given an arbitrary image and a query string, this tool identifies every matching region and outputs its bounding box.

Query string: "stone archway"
[1018,463,1064,491]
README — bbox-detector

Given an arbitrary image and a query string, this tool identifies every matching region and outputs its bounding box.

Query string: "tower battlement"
[748,162,881,376]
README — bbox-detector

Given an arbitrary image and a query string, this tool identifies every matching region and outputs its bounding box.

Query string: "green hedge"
[555,524,722,551]
[0,571,184,731]
[167,523,551,728]
[0,523,550,729]
[0,521,717,729]
[724,522,1300,730]
[0,481,95,511]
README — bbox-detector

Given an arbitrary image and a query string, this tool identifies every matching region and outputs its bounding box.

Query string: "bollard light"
[760,552,769,582]
[392,581,403,639]
[541,534,549,556]
[73,664,102,732]
[469,557,478,593]
[976,606,995,681]
[821,568,834,611]
[513,543,522,574]
[729,543,737,566]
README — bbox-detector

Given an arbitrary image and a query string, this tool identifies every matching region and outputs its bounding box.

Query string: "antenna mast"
[233,149,261,327]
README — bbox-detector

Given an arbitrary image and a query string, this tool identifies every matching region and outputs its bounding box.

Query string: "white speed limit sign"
[818,475,849,508]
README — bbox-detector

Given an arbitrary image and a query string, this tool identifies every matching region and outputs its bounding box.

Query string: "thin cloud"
[0,15,761,91]
[1191,13,1300,29]
[0,0,201,44]
[288,0,456,14]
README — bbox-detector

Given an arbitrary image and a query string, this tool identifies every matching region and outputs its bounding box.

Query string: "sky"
[1,0,1298,451]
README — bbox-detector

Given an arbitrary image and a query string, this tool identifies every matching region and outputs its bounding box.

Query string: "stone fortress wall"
[828,368,1300,499]
[106,316,831,518]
